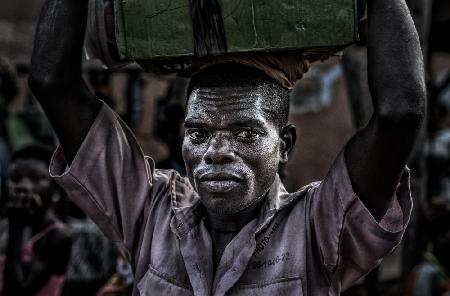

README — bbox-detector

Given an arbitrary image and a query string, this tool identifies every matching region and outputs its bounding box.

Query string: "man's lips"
[198,172,243,182]
[197,172,243,193]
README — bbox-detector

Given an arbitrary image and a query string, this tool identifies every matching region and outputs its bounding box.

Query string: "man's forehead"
[9,159,49,174]
[189,85,265,104]
[187,88,265,119]
[185,85,281,128]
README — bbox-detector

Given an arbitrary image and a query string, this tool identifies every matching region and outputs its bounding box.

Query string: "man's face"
[6,159,53,220]
[183,86,282,215]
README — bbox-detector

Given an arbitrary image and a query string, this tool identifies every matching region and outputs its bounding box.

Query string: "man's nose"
[204,134,236,164]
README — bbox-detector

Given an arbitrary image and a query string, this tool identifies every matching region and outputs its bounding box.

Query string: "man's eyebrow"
[184,119,207,128]
[184,118,267,129]
[230,119,266,129]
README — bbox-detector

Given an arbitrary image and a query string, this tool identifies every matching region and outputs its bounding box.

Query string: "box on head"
[85,0,365,75]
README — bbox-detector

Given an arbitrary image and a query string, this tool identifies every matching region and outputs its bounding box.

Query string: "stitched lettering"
[250,252,291,270]
[254,222,279,255]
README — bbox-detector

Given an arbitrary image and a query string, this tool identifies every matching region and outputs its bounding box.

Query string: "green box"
[114,0,358,63]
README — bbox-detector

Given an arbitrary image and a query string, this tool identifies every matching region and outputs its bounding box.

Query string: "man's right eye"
[188,130,207,142]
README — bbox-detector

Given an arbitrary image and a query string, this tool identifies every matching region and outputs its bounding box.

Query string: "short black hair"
[187,63,290,130]
[11,144,54,166]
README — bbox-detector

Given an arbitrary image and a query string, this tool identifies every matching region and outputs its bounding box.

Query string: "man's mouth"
[9,191,42,205]
[198,172,243,193]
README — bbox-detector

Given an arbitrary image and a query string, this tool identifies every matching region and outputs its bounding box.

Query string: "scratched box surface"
[114,0,357,60]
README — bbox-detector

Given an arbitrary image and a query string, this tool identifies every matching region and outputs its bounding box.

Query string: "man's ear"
[279,124,296,164]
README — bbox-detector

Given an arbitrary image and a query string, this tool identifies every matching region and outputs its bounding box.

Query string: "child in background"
[1,144,72,296]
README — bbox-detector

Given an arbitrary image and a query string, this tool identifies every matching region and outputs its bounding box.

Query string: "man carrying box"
[28,0,425,295]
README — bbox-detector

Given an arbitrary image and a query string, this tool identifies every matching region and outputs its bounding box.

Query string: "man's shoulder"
[145,156,191,187]
[277,180,322,212]
[293,180,322,199]
[150,166,198,210]
[152,166,192,190]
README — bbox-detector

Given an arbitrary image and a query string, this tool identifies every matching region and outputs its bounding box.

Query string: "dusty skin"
[26,0,426,294]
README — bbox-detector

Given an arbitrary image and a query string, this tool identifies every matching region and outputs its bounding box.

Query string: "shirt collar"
[254,175,304,234]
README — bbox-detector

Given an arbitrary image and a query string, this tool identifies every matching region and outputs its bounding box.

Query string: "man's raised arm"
[345,0,426,221]
[29,0,102,162]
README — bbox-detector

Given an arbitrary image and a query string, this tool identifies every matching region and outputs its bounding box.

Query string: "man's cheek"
[182,144,195,166]
[182,145,201,186]
[181,140,189,160]
[248,142,279,167]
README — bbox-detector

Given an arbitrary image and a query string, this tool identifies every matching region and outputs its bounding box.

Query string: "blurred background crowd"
[0,0,449,295]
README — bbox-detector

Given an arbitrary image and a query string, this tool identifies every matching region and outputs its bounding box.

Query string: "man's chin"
[200,198,242,215]
[198,189,247,212]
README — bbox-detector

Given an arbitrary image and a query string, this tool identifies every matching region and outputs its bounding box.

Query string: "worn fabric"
[186,52,310,90]
[427,129,450,203]
[50,103,412,296]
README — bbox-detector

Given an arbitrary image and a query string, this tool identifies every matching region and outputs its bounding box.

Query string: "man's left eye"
[235,129,260,139]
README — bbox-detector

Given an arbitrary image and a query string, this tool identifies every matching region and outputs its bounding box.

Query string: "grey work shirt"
[50,103,412,296]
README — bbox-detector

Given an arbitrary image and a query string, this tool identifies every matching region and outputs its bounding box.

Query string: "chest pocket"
[137,264,193,296]
[226,277,303,296]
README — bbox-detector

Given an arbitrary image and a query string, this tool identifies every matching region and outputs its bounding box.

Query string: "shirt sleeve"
[49,102,172,252]
[309,150,412,291]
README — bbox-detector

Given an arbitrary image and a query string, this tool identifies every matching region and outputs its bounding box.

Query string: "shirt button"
[232,267,238,272]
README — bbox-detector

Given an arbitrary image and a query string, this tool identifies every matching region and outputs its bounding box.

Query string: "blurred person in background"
[154,78,188,175]
[404,223,450,296]
[122,68,144,131]
[427,71,450,211]
[0,58,56,157]
[404,71,450,296]
[0,57,19,195]
[87,67,115,109]
[96,246,134,296]
[0,58,20,289]
[61,200,117,296]
[0,144,72,296]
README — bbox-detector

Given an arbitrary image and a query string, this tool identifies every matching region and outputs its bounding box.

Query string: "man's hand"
[345,0,426,221]
[29,0,101,163]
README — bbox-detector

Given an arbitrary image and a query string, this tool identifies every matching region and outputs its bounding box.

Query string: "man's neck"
[205,197,266,233]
